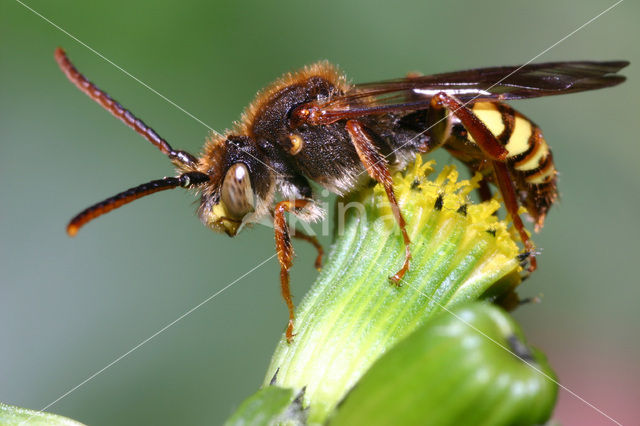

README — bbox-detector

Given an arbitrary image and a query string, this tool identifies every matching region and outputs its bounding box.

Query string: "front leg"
[274,199,314,343]
[345,120,411,284]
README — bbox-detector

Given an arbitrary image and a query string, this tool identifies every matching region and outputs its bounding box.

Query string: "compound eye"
[221,163,255,220]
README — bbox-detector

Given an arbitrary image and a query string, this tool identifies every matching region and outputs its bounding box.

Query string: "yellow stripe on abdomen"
[504,115,533,157]
[515,141,549,171]
[465,102,555,184]
[469,102,505,141]
[527,159,557,185]
[468,102,533,159]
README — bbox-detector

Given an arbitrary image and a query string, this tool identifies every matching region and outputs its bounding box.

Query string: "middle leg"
[291,227,324,271]
[345,120,411,284]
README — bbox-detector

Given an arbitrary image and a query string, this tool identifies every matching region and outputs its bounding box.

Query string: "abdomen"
[447,101,559,230]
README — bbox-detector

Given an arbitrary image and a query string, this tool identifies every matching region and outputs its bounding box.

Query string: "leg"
[430,92,536,272]
[292,227,323,270]
[492,161,537,273]
[444,144,493,203]
[437,132,494,203]
[274,199,313,342]
[345,120,411,284]
[465,162,493,203]
[431,92,508,161]
[475,171,493,203]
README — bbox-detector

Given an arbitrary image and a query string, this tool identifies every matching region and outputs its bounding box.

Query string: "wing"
[301,61,629,124]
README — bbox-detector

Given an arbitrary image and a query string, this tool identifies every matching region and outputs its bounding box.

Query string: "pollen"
[372,156,522,270]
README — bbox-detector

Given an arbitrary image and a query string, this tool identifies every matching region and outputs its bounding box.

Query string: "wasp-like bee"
[56,48,628,341]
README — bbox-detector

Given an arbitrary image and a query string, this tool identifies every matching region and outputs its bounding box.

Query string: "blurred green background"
[1,0,638,424]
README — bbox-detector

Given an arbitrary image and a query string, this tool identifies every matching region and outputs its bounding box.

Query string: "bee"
[56,48,628,341]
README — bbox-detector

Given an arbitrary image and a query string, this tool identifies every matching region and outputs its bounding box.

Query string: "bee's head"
[198,135,274,237]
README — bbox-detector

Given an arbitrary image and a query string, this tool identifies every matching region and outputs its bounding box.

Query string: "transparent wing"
[308,61,628,122]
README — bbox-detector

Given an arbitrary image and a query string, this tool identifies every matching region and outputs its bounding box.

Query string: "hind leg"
[430,92,536,272]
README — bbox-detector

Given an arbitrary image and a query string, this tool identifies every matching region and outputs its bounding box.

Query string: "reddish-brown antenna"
[67,171,209,236]
[54,47,198,168]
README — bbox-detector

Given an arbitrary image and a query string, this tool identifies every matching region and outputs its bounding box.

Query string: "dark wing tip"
[568,60,629,90]
[496,60,631,98]
[599,60,630,72]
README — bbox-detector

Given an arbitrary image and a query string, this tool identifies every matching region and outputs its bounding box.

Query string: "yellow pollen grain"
[381,156,520,264]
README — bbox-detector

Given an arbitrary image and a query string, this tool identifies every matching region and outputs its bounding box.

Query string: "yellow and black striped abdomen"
[465,102,559,230]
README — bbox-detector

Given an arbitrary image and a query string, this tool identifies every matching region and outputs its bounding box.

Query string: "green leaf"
[327,303,557,426]
[0,403,85,426]
[224,386,306,426]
